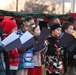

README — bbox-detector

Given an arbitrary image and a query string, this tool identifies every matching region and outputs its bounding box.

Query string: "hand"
[2,45,5,51]
[45,40,49,46]
[73,55,76,59]
[56,48,60,52]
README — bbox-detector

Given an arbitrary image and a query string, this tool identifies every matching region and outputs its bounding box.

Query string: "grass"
[42,65,46,75]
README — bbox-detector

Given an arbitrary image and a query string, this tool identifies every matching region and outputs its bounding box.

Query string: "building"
[43,0,76,14]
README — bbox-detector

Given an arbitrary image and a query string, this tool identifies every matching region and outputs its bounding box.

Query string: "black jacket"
[46,36,59,56]
[46,36,67,73]
[68,46,76,66]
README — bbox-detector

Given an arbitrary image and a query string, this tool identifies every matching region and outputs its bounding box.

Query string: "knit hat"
[2,20,17,34]
[50,22,61,31]
[2,16,15,27]
[4,16,14,20]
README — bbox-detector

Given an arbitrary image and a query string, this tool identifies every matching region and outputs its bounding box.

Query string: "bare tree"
[23,0,50,13]
[22,0,62,14]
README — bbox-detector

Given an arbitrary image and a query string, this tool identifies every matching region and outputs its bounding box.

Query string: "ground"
[42,65,46,75]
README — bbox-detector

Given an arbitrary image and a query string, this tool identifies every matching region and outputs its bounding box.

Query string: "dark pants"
[3,51,10,75]
[48,73,59,75]
[10,70,17,75]
[0,71,6,75]
[46,71,60,75]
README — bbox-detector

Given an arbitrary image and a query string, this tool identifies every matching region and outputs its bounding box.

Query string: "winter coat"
[45,36,64,74]
[17,29,34,69]
[0,46,5,70]
[68,46,76,66]
[18,48,34,68]
[3,33,21,70]
[0,35,6,75]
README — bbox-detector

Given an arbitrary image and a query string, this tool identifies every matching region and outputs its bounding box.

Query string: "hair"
[28,21,39,35]
[62,22,73,32]
[67,16,75,24]
[32,21,39,31]
[10,18,15,21]
[17,20,27,29]
[25,16,33,22]
[51,18,59,22]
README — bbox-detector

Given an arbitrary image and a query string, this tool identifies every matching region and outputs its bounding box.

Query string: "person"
[61,22,74,75]
[67,16,75,24]
[2,20,21,75]
[67,16,76,75]
[28,22,45,75]
[17,16,35,75]
[72,20,76,75]
[2,16,16,24]
[51,18,61,24]
[0,32,6,75]
[24,16,34,25]
[45,23,64,75]
[1,16,16,75]
[61,22,74,35]
[47,22,51,29]
[17,19,32,75]
[17,20,29,36]
[67,16,76,30]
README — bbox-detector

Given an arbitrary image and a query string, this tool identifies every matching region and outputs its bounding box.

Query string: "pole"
[16,0,18,12]
[62,0,64,14]
[71,0,75,13]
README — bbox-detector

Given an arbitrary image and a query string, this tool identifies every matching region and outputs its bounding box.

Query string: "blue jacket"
[0,45,6,75]
[17,29,34,68]
[17,29,24,37]
[0,32,7,75]
[0,46,5,70]
[18,48,34,68]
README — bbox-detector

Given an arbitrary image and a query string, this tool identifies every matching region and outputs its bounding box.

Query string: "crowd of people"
[0,16,76,75]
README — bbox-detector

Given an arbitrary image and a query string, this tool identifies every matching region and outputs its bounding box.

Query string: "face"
[22,22,29,32]
[52,27,61,37]
[11,27,17,34]
[28,19,34,26]
[12,19,16,23]
[26,19,35,32]
[65,25,74,34]
[34,25,41,37]
[73,21,76,30]
[54,18,61,24]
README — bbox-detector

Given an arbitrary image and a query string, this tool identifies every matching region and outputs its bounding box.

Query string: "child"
[51,18,61,24]
[1,16,16,75]
[2,20,20,75]
[17,20,28,36]
[17,16,35,75]
[61,22,75,75]
[45,23,64,75]
[28,22,44,75]
[17,19,31,75]
[0,35,6,75]
[24,16,34,25]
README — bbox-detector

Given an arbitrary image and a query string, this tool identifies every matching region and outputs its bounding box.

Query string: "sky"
[0,0,12,8]
[0,0,25,11]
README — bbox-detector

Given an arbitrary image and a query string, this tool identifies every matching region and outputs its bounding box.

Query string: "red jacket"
[3,33,22,68]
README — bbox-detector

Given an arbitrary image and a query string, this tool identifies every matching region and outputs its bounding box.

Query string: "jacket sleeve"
[0,46,3,53]
[17,48,26,54]
[68,46,76,60]
[68,51,74,63]
[47,38,56,55]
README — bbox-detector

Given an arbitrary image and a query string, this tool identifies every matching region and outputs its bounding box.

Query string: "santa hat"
[2,20,17,34]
